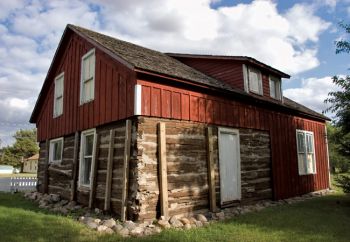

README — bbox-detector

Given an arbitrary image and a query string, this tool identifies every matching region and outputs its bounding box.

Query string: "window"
[296,130,316,175]
[80,49,95,104]
[269,76,282,100]
[79,129,96,187]
[243,65,263,95]
[54,73,64,117]
[49,138,63,163]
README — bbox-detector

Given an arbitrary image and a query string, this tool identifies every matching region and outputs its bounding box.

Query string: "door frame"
[218,127,241,204]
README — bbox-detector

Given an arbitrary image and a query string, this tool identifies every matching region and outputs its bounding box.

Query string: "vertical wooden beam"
[158,122,169,219]
[71,132,80,201]
[43,139,49,194]
[207,127,217,212]
[104,129,115,211]
[89,133,99,209]
[121,120,132,221]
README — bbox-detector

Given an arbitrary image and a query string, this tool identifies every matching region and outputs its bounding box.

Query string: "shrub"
[335,174,350,193]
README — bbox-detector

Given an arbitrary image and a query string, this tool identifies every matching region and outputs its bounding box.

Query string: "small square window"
[49,138,63,163]
[269,76,282,100]
[243,65,263,95]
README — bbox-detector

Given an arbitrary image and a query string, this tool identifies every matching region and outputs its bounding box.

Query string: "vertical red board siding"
[142,85,151,116]
[151,87,161,117]
[138,79,330,200]
[161,90,172,118]
[190,96,199,122]
[35,33,135,142]
[181,93,190,120]
[172,92,181,119]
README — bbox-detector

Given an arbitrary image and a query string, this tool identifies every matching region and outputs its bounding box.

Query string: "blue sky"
[0,0,349,146]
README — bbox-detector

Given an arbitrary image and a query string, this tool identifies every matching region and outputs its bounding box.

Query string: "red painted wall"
[172,57,277,100]
[36,33,135,141]
[138,79,330,200]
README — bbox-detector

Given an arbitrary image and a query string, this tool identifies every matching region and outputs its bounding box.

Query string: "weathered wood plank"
[104,129,115,211]
[121,120,131,221]
[43,139,49,194]
[70,132,80,201]
[158,122,169,219]
[89,133,100,209]
[206,127,217,212]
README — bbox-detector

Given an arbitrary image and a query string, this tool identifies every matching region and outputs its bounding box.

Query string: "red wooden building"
[30,25,331,221]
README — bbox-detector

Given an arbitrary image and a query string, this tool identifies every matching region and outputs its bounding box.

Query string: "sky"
[0,0,349,147]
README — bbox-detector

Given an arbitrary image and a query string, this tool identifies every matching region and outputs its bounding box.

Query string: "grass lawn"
[0,192,349,242]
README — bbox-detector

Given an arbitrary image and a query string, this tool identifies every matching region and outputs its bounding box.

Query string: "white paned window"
[54,73,64,117]
[80,49,95,104]
[296,130,316,175]
[245,66,263,95]
[49,138,63,163]
[79,129,96,187]
[269,76,282,100]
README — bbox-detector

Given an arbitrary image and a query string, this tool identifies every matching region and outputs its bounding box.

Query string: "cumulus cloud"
[283,76,342,116]
[0,0,337,145]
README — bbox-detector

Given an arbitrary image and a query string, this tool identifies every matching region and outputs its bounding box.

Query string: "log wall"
[133,117,272,220]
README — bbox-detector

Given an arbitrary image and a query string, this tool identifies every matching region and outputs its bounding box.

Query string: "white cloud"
[0,0,336,145]
[283,76,341,115]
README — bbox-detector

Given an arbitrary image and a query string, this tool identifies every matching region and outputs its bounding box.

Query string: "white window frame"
[296,129,317,175]
[269,75,282,100]
[53,72,64,117]
[80,48,95,104]
[78,129,96,188]
[49,137,64,164]
[243,64,263,95]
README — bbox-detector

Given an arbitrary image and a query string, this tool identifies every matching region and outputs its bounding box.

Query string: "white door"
[218,128,241,203]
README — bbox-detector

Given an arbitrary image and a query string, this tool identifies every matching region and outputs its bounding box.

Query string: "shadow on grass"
[131,194,350,242]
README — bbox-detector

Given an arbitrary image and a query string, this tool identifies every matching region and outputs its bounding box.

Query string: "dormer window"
[243,65,263,95]
[80,49,95,104]
[269,76,282,100]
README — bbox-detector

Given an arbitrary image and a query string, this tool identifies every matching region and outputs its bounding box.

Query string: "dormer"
[167,54,290,102]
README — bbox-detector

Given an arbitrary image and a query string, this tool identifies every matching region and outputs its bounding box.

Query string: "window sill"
[249,90,263,96]
[78,184,91,192]
[79,99,94,106]
[299,173,317,176]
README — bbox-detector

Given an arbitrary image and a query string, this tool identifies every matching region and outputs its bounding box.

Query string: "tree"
[0,129,39,167]
[324,22,350,174]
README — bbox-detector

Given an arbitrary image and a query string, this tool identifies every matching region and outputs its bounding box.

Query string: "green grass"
[0,192,349,242]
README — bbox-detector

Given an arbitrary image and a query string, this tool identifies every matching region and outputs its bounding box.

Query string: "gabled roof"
[69,25,232,90]
[166,53,290,78]
[26,154,39,161]
[30,24,329,123]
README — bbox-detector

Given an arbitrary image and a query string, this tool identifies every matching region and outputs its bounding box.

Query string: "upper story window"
[49,137,63,164]
[80,49,95,104]
[53,73,64,117]
[269,75,282,100]
[243,65,263,95]
[296,130,316,175]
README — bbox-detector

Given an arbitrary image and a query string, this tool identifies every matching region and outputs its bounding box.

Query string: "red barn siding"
[137,79,329,200]
[173,58,244,90]
[36,33,135,142]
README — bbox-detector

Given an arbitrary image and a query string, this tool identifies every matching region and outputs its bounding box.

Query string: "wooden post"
[207,127,217,212]
[71,132,80,201]
[89,133,99,209]
[104,129,115,211]
[121,120,132,221]
[43,139,49,194]
[158,122,169,219]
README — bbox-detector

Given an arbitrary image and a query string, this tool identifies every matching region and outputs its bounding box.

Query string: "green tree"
[324,22,350,174]
[0,129,39,167]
